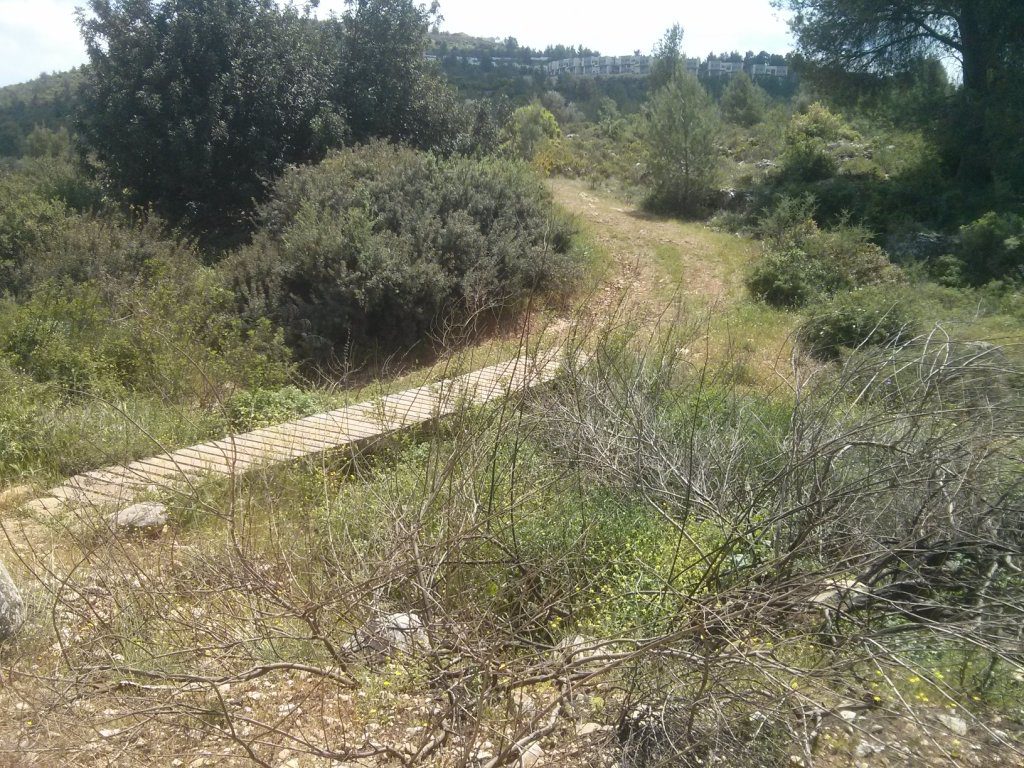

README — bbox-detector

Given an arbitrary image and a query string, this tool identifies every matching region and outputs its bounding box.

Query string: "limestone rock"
[577,722,610,737]
[350,612,427,656]
[107,502,168,534]
[518,743,544,768]
[855,741,881,757]
[556,634,602,671]
[937,714,968,737]
[20,496,62,516]
[0,558,26,643]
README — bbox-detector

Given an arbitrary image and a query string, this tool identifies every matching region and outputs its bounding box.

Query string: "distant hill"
[0,68,83,156]
[429,30,599,61]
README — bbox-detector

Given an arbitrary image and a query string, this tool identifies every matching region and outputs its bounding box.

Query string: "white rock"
[839,709,859,723]
[107,502,168,533]
[576,722,608,737]
[0,558,26,642]
[855,741,881,757]
[938,714,968,736]
[352,612,427,655]
[519,743,544,768]
[21,496,62,516]
[511,690,538,715]
[555,634,602,671]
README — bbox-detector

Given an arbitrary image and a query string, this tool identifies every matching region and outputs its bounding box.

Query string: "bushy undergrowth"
[797,286,920,360]
[227,143,579,362]
[3,318,1022,764]
[225,386,321,432]
[747,196,902,308]
[954,211,1024,286]
[0,160,295,483]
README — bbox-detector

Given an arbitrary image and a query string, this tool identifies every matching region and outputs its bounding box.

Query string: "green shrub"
[777,134,839,184]
[747,247,836,308]
[0,360,49,482]
[23,126,72,159]
[720,72,768,127]
[748,198,901,308]
[957,211,1023,285]
[0,173,67,290]
[502,103,562,161]
[789,102,860,144]
[0,259,292,402]
[227,143,579,361]
[226,386,320,431]
[12,211,191,296]
[797,287,920,360]
[775,103,859,185]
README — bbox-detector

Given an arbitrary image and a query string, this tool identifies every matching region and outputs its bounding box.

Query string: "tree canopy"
[779,1,1024,183]
[76,0,461,237]
[720,71,768,127]
[781,1,1021,92]
[649,24,685,92]
[643,67,720,215]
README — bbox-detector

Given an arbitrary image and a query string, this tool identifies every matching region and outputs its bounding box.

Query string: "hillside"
[0,1,1022,766]
[0,69,82,156]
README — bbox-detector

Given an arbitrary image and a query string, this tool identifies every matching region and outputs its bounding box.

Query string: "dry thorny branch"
[1,319,1022,766]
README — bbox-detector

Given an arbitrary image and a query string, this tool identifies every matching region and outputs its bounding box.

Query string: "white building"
[751,63,789,77]
[706,60,745,77]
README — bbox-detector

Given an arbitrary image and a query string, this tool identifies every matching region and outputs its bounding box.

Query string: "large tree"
[779,1,1024,182]
[643,67,720,215]
[78,0,344,234]
[329,0,460,151]
[77,0,460,236]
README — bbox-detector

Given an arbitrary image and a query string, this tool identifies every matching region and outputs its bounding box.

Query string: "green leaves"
[226,143,579,361]
[76,0,461,239]
[643,69,720,215]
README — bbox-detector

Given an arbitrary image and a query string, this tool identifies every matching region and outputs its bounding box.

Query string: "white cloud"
[0,0,85,85]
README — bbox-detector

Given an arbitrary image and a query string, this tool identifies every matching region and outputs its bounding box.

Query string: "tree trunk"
[0,558,26,643]
[955,4,994,184]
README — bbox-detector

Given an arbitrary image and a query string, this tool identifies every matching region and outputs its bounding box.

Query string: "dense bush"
[747,196,901,307]
[227,143,579,362]
[0,360,48,480]
[501,103,561,162]
[956,211,1024,286]
[0,271,291,401]
[0,163,293,399]
[0,174,66,290]
[771,102,859,186]
[797,286,919,360]
[226,386,320,431]
[77,0,462,236]
[1,158,110,293]
[720,72,768,127]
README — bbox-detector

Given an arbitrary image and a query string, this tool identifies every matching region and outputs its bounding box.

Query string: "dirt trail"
[548,178,746,319]
[548,177,795,382]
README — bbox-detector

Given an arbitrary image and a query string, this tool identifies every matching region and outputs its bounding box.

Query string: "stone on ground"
[107,502,169,533]
[351,611,427,656]
[0,558,26,642]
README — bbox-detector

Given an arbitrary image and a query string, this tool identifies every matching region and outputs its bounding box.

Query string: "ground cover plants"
[0,4,1022,766]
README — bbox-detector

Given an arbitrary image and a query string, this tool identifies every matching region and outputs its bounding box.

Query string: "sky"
[0,0,794,87]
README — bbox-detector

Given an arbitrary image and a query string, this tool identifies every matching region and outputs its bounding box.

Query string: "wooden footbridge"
[21,351,572,516]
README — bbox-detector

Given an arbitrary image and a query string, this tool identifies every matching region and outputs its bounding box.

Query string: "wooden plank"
[27,353,570,515]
